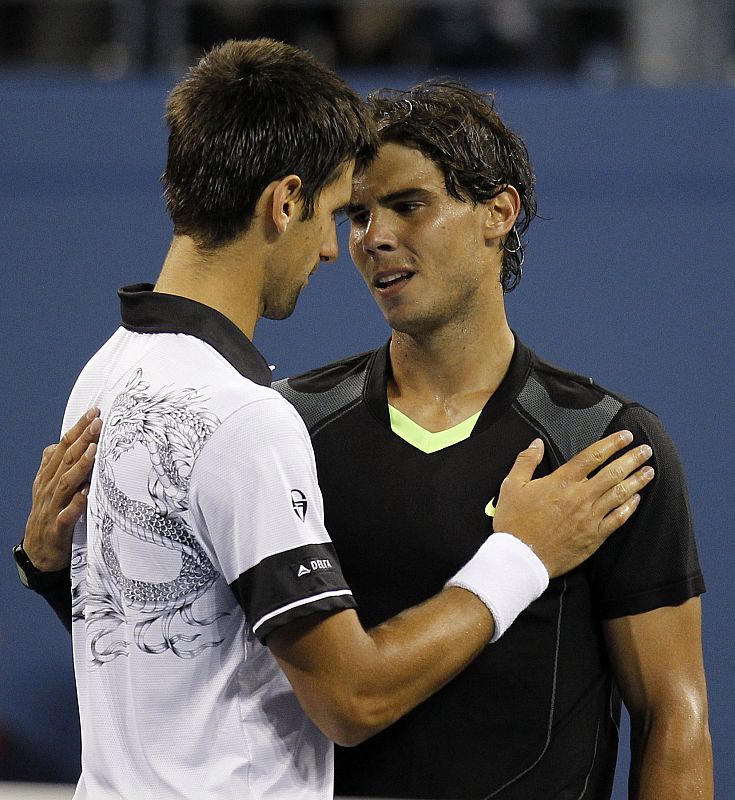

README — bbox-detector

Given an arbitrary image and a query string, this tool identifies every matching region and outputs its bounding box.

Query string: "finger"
[56,486,90,533]
[39,443,58,471]
[33,443,60,496]
[593,465,654,519]
[41,407,100,478]
[501,439,545,487]
[60,417,102,472]
[562,430,633,481]
[53,442,97,507]
[589,444,653,494]
[598,493,641,539]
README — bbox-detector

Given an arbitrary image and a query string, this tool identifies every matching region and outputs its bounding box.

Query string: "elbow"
[307,688,397,747]
[630,693,712,757]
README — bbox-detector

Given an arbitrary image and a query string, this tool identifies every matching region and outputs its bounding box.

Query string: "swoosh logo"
[484,497,496,517]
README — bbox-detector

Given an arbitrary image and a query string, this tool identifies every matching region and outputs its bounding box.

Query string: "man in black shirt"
[274,82,711,799]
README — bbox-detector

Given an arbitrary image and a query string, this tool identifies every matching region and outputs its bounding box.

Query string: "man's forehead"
[323,160,355,207]
[352,142,443,198]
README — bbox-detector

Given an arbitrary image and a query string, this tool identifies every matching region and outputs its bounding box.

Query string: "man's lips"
[372,269,415,295]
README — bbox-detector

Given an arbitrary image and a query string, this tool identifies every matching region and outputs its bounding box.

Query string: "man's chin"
[384,310,438,339]
[262,297,299,322]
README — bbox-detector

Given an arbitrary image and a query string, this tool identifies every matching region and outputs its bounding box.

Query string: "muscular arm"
[603,598,713,799]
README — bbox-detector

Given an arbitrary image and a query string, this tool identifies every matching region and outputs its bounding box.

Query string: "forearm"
[271,587,494,746]
[38,575,74,634]
[629,714,713,800]
[362,586,495,731]
[15,540,73,633]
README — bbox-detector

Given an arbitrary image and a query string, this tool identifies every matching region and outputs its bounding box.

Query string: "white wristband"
[446,532,549,642]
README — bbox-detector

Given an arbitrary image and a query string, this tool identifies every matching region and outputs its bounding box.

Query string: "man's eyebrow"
[347,188,436,214]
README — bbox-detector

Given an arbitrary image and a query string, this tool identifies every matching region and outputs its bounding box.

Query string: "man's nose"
[320,226,339,262]
[363,213,398,254]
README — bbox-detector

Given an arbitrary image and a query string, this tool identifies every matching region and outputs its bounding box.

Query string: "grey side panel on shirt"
[273,371,367,436]
[515,374,623,462]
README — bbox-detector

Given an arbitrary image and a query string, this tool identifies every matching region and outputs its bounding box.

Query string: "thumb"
[503,438,544,487]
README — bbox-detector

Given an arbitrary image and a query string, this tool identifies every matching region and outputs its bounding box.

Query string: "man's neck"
[155,235,263,340]
[387,315,515,433]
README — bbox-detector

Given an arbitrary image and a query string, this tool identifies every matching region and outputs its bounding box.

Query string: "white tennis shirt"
[64,285,356,799]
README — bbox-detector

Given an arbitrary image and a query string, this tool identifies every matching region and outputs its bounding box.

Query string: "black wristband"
[13,541,70,591]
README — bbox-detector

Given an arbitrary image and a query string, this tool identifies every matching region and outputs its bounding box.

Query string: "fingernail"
[640,445,652,458]
[619,430,633,444]
[529,438,543,448]
[81,486,89,496]
[85,443,97,457]
[642,466,654,479]
[86,407,99,420]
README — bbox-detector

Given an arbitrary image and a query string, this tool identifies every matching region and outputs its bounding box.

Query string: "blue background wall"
[1,74,733,794]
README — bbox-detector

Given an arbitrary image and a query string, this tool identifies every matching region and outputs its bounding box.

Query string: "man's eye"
[396,202,421,214]
[347,211,369,226]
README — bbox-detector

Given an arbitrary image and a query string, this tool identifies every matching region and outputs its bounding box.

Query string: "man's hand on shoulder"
[494,431,654,578]
[22,408,101,572]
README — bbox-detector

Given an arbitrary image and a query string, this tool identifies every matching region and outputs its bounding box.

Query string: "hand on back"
[23,408,101,571]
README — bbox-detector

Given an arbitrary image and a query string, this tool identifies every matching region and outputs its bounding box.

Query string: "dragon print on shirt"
[74,368,229,666]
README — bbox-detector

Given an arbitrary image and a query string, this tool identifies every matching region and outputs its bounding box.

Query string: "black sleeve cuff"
[229,541,356,644]
[597,574,706,619]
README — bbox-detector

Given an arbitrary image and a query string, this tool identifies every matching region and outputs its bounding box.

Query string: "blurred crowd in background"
[0,0,734,87]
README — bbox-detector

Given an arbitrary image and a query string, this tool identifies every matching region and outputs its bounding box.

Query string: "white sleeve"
[189,395,355,642]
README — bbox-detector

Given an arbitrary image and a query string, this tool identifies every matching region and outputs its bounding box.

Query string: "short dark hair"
[162,38,378,250]
[367,81,537,292]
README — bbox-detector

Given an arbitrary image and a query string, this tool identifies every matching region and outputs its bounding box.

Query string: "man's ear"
[267,174,303,233]
[482,185,521,244]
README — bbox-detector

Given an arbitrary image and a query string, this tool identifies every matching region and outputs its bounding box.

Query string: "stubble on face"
[262,163,354,321]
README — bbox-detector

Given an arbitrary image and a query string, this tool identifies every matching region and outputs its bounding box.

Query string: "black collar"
[118,283,273,387]
[364,334,533,434]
